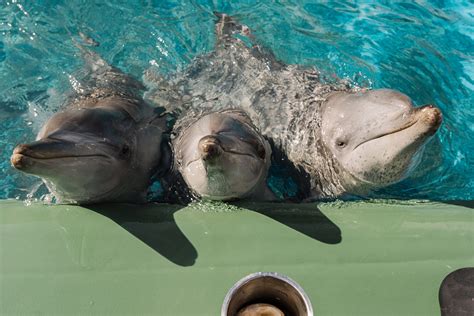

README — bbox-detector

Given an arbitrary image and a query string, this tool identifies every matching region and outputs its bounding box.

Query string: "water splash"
[23,180,56,206]
[188,199,243,213]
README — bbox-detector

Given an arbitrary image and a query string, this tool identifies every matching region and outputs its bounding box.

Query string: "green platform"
[0,200,473,315]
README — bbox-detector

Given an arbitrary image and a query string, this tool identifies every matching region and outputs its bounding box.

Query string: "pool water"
[0,1,472,201]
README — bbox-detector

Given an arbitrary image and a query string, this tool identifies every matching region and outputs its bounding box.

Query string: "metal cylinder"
[221,272,314,316]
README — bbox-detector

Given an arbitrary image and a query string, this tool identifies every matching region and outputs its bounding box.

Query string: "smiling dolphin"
[11,41,170,204]
[172,109,273,201]
[146,13,443,200]
[318,89,442,194]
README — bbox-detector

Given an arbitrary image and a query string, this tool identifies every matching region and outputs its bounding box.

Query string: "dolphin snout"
[13,144,29,155]
[11,144,31,169]
[11,140,68,159]
[14,143,36,156]
[419,105,442,134]
[11,153,24,169]
[199,136,221,161]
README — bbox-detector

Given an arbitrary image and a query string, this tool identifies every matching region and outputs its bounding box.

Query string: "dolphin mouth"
[13,149,108,160]
[12,143,108,159]
[11,142,110,170]
[11,152,108,171]
[185,149,262,168]
[353,105,442,151]
[221,149,261,159]
[353,119,419,151]
[198,136,264,162]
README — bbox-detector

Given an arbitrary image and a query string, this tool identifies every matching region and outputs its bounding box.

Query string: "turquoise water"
[0,1,472,201]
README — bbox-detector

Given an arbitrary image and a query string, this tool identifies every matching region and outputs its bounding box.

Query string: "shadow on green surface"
[238,202,342,244]
[88,203,198,267]
[86,201,341,267]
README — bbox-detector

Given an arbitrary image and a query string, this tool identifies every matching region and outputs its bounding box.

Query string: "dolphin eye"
[256,143,266,159]
[336,140,346,148]
[121,144,130,156]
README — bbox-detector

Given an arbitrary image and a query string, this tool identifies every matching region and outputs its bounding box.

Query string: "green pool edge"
[1,199,473,315]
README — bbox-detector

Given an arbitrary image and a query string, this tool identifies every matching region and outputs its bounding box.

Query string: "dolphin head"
[11,102,168,204]
[321,89,442,189]
[175,110,271,200]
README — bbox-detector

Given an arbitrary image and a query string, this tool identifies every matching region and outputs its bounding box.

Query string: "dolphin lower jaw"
[40,169,139,204]
[10,142,124,203]
[11,152,54,173]
[208,167,266,200]
[346,134,431,187]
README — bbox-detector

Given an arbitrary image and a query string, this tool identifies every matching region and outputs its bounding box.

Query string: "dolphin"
[146,13,442,200]
[11,40,171,204]
[172,109,273,201]
[318,89,442,195]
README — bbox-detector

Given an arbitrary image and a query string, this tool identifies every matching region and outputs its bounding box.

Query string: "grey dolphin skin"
[11,42,170,204]
[172,109,273,201]
[146,13,442,201]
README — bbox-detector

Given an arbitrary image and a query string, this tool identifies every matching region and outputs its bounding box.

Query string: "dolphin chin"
[184,153,264,200]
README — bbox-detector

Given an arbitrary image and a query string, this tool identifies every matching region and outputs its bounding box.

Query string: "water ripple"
[0,0,472,201]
